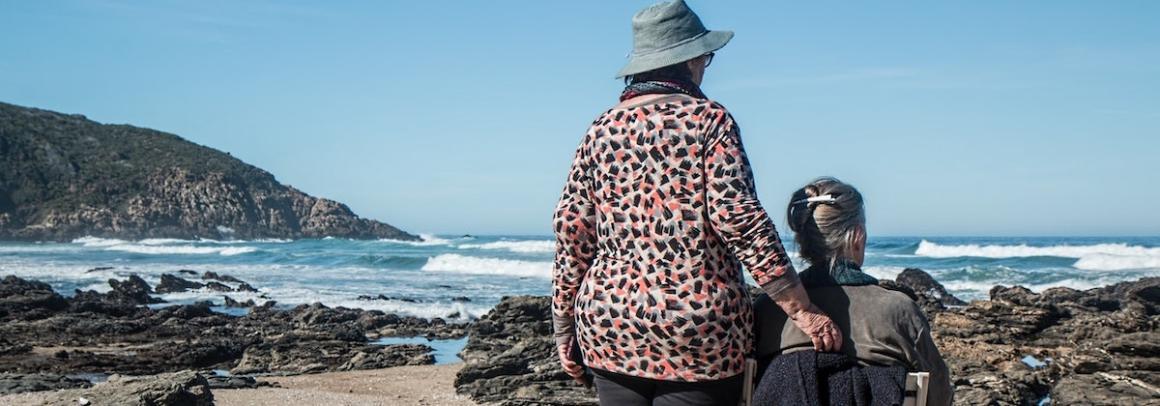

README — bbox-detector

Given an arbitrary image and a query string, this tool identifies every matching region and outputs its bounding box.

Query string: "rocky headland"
[0,101,417,241]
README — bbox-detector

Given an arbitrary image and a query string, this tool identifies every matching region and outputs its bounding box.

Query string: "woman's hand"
[790,303,843,352]
[556,337,590,387]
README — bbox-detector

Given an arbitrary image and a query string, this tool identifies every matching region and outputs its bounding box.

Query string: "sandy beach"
[0,364,476,406]
[214,364,476,406]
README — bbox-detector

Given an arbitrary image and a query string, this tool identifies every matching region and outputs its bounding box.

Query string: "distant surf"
[915,239,1160,271]
[421,254,551,278]
[73,237,259,256]
[0,236,1155,319]
[457,240,555,254]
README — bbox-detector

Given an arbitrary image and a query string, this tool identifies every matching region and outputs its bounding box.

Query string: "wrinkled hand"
[791,304,843,352]
[556,337,589,387]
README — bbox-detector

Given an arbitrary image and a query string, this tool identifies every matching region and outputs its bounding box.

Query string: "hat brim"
[616,30,733,78]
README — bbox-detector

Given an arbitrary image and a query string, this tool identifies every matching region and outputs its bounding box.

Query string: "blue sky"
[2,1,1157,236]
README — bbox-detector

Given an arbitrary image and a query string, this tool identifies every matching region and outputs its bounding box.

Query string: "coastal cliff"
[0,102,417,241]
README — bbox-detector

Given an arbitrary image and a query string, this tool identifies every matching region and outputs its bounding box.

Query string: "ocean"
[1,235,1157,321]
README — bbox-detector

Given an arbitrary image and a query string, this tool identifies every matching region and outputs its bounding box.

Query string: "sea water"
[1,235,1158,322]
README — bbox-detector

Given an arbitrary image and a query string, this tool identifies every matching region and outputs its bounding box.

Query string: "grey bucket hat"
[616,0,734,78]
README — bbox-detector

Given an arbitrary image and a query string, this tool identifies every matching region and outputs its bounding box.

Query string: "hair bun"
[784,177,866,267]
[803,184,820,198]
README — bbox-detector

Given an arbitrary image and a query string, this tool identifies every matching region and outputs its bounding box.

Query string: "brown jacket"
[754,284,953,406]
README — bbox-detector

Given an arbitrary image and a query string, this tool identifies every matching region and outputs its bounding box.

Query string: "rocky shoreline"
[0,271,467,404]
[451,269,1159,406]
[2,269,1157,405]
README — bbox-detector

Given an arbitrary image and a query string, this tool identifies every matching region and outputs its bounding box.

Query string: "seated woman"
[752,177,952,406]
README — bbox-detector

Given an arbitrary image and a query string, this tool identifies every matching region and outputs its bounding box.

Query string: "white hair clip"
[792,194,837,206]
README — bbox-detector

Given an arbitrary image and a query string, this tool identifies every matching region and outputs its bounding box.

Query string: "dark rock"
[937,293,1062,343]
[452,296,472,303]
[69,288,148,317]
[0,373,92,395]
[202,373,272,389]
[894,268,965,313]
[0,276,467,381]
[0,338,31,356]
[177,270,199,276]
[234,282,258,293]
[155,274,205,293]
[154,302,216,320]
[231,340,434,375]
[201,272,244,284]
[0,275,69,320]
[107,275,162,304]
[455,295,596,405]
[86,267,114,273]
[0,101,418,242]
[223,296,255,308]
[203,281,233,293]
[934,277,1160,405]
[356,294,418,303]
[339,344,436,371]
[32,370,213,406]
[1051,372,1160,405]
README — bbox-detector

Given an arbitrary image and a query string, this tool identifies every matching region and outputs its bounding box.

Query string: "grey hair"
[785,177,866,269]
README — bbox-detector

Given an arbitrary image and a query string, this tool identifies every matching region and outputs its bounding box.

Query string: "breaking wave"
[915,240,1160,271]
[421,254,551,278]
[457,240,554,254]
[71,237,258,256]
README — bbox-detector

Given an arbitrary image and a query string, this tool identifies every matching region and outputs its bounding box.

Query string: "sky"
[2,1,1158,236]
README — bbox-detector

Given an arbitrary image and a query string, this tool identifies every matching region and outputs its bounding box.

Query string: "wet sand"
[214,364,477,406]
[0,364,476,406]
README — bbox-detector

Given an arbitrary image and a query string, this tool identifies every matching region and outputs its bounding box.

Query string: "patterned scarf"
[799,259,879,288]
[619,80,707,101]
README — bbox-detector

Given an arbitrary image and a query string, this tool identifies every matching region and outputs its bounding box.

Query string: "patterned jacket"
[553,94,800,382]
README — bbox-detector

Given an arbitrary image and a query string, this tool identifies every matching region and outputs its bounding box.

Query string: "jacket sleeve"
[913,321,954,406]
[551,135,598,343]
[703,111,800,297]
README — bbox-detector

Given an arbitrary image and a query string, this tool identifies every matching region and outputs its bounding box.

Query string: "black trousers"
[592,369,743,406]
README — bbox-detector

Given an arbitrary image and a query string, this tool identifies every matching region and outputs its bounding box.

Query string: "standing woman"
[552,1,842,405]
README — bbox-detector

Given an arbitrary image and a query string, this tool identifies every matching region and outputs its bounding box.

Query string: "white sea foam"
[73,236,287,246]
[196,238,291,244]
[421,254,551,278]
[862,266,906,281]
[102,244,257,256]
[915,240,1160,259]
[1073,254,1160,271]
[379,233,454,246]
[137,238,196,246]
[916,240,1160,271]
[942,278,1109,296]
[0,244,81,253]
[157,286,486,320]
[321,297,486,320]
[457,240,555,254]
[72,236,128,247]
